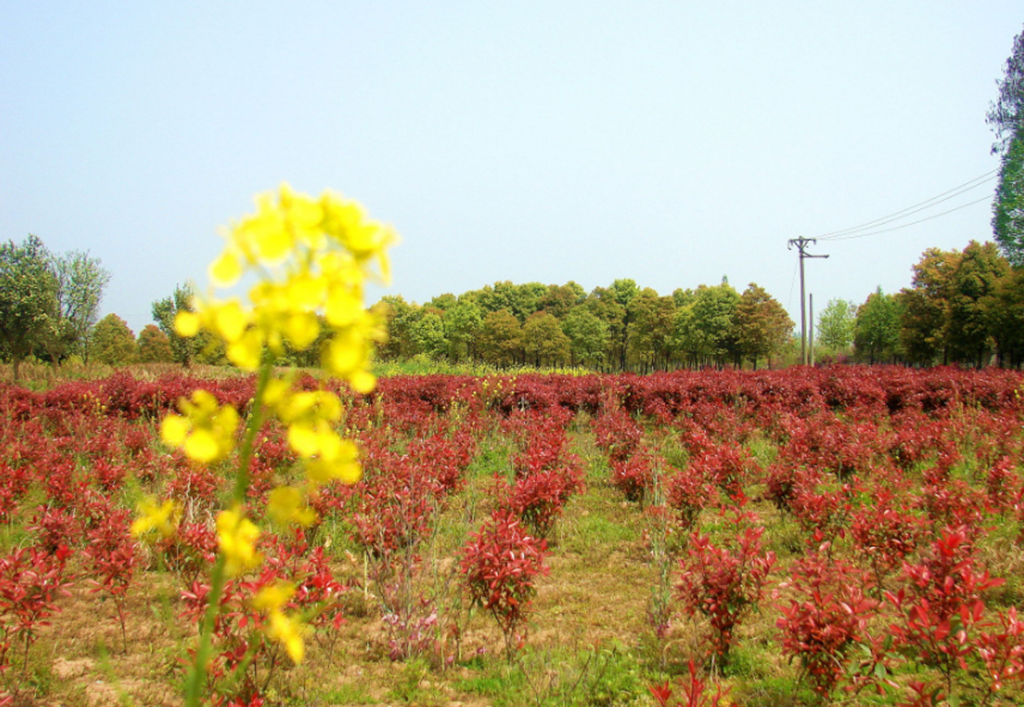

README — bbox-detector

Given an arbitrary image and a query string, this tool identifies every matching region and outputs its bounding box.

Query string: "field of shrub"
[0,365,1023,706]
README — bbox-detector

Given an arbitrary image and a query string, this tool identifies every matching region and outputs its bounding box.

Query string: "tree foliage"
[670,281,740,367]
[137,324,175,363]
[816,298,856,356]
[443,300,483,362]
[0,235,57,381]
[410,311,447,360]
[734,284,793,369]
[946,241,1008,367]
[989,26,1024,264]
[43,250,111,366]
[987,24,1024,155]
[897,249,959,365]
[992,126,1024,266]
[523,312,570,367]
[152,284,202,367]
[854,287,903,364]
[477,309,523,367]
[625,289,674,371]
[90,314,137,365]
[562,307,609,368]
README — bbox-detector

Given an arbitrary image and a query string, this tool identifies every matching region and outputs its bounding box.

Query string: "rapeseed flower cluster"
[134,185,394,682]
[176,183,393,392]
[252,582,307,663]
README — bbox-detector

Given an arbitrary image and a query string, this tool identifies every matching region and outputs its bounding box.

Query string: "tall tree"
[90,314,137,365]
[375,295,420,360]
[897,248,959,365]
[946,241,1009,367]
[992,125,1024,266]
[734,283,793,369]
[522,312,570,367]
[137,324,175,363]
[988,266,1024,367]
[989,26,1024,264]
[669,280,740,368]
[584,287,627,370]
[0,235,56,382]
[987,24,1024,156]
[816,298,857,357]
[42,250,111,367]
[562,306,610,369]
[409,311,447,360]
[443,300,483,362]
[854,287,903,364]
[625,288,675,371]
[152,284,202,367]
[536,282,586,319]
[477,309,523,367]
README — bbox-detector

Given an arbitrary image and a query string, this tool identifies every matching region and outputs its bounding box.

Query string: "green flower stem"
[185,355,274,707]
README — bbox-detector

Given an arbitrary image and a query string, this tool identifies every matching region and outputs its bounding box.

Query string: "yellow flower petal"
[175,311,200,337]
[252,582,295,612]
[267,487,317,527]
[184,429,220,463]
[267,610,306,663]
[288,422,319,458]
[209,251,243,288]
[217,506,262,577]
[214,300,248,343]
[161,415,190,447]
[131,498,181,538]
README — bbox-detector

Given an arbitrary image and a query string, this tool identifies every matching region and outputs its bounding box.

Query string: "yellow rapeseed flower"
[252,579,307,664]
[252,581,295,612]
[161,390,240,464]
[130,497,182,538]
[266,608,307,664]
[266,486,317,527]
[216,506,262,577]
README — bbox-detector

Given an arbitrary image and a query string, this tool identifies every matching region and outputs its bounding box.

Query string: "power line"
[819,194,993,242]
[813,170,998,242]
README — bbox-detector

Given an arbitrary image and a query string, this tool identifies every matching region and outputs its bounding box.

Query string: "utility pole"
[787,237,829,366]
[809,293,815,366]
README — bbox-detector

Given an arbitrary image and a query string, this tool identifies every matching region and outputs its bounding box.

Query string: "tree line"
[816,241,1024,368]
[6,233,1024,376]
[374,278,794,372]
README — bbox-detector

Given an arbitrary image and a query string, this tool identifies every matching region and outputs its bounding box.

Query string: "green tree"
[477,309,523,367]
[375,295,420,360]
[989,26,1024,264]
[734,283,793,369]
[854,287,903,364]
[897,248,959,365]
[669,280,740,367]
[426,292,458,313]
[152,284,202,367]
[988,266,1024,367]
[583,287,627,370]
[987,24,1024,155]
[409,311,447,360]
[137,324,175,363]
[90,314,137,365]
[992,125,1024,266]
[522,312,570,367]
[42,250,111,367]
[443,300,483,362]
[0,235,56,382]
[537,282,586,319]
[562,306,610,369]
[816,298,857,357]
[946,241,1009,367]
[625,288,675,371]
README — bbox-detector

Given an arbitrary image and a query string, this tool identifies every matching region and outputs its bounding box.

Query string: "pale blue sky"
[1,2,1020,335]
